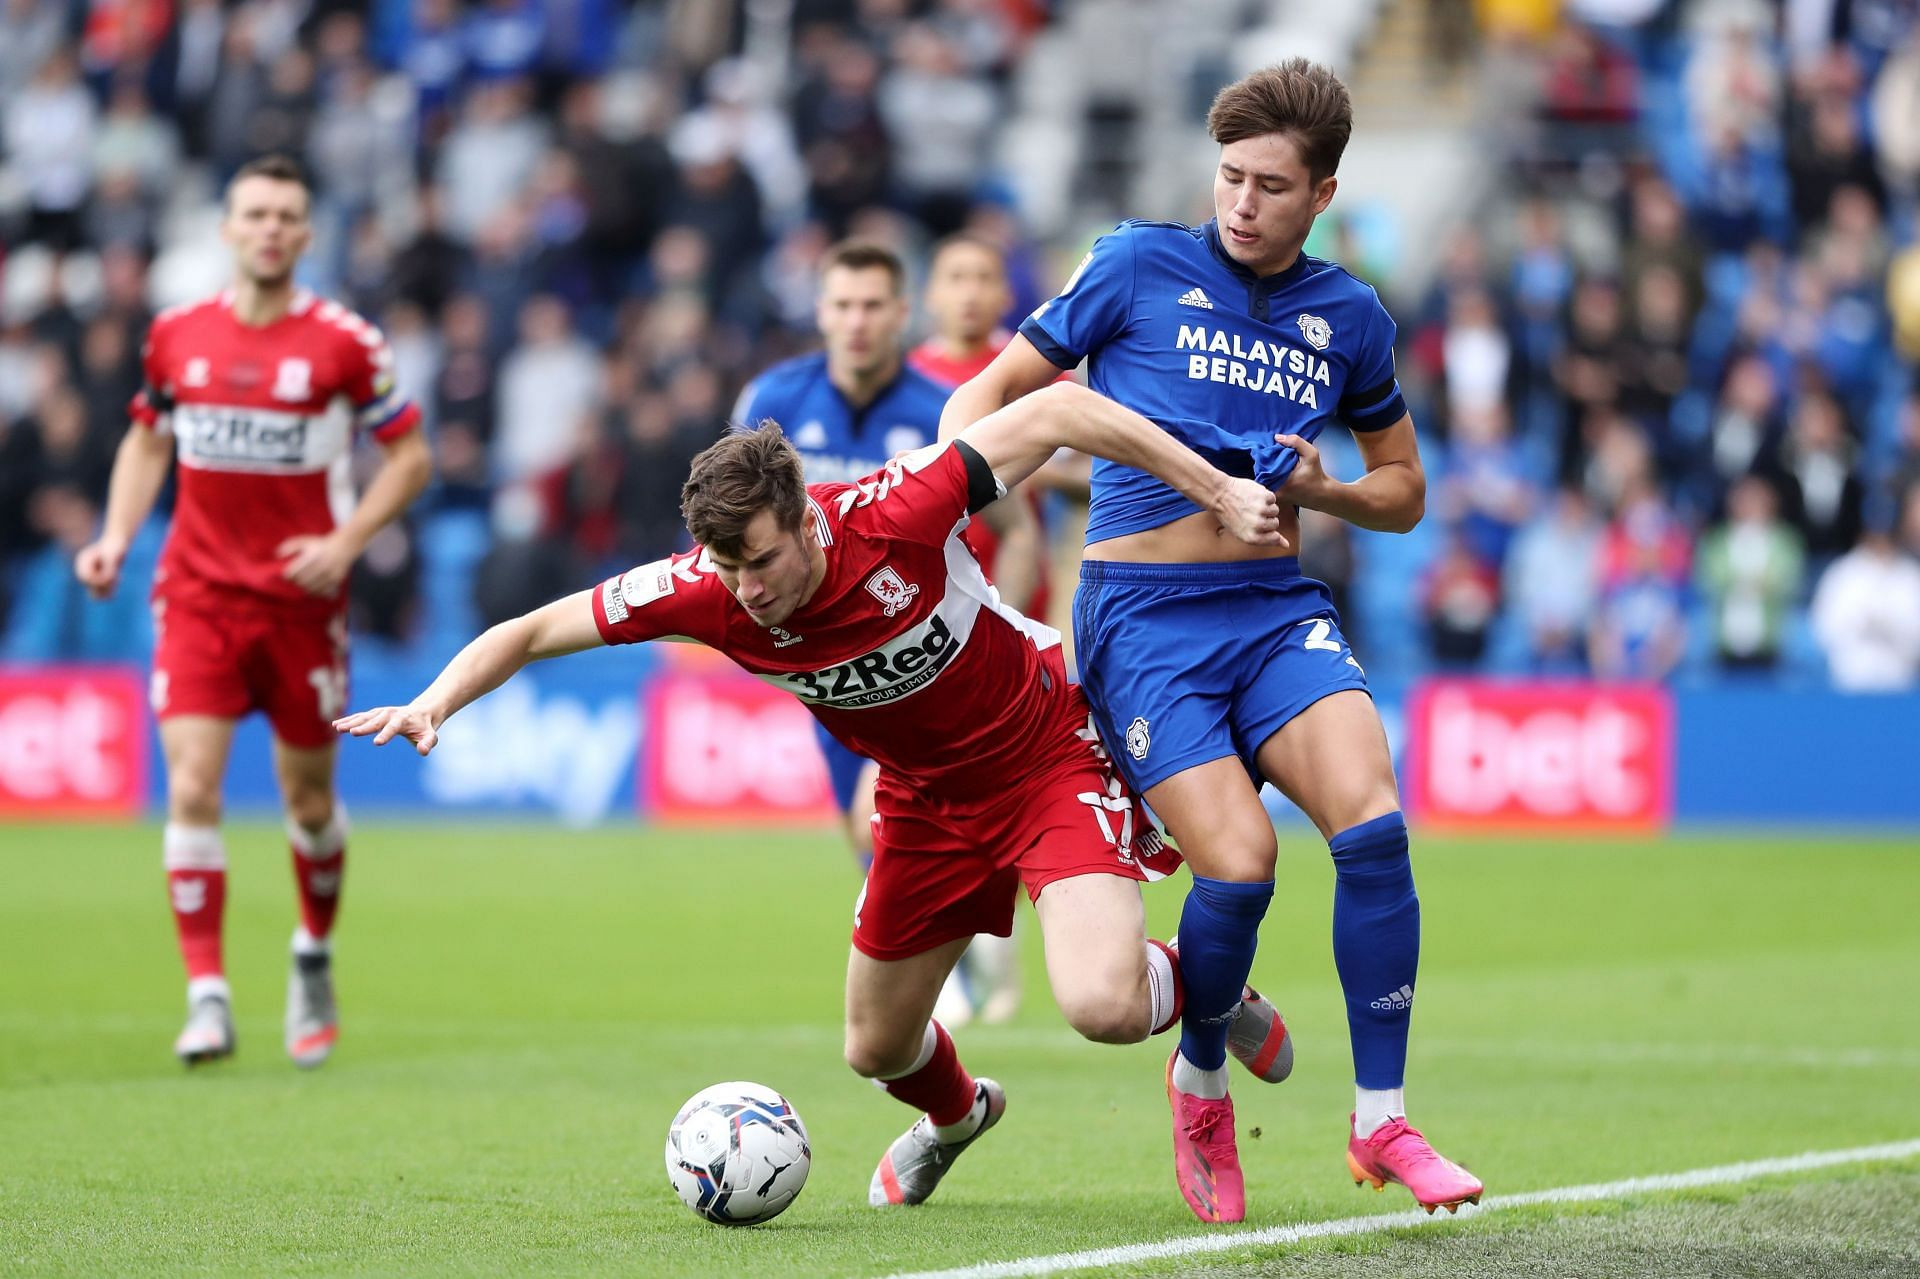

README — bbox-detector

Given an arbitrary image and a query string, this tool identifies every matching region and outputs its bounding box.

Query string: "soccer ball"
[664,1082,811,1226]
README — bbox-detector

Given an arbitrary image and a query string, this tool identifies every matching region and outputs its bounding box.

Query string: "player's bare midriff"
[1085,503,1302,565]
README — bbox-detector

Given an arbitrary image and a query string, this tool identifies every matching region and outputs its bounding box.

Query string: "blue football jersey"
[732,352,951,485]
[1018,219,1407,543]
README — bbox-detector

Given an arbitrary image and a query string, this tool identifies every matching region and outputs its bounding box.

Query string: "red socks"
[164,824,227,980]
[289,807,348,944]
[878,1021,976,1126]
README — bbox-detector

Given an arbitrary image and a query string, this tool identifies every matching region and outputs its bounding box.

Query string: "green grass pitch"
[2,821,1916,1277]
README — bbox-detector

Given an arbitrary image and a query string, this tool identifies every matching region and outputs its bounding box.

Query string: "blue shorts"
[814,720,874,814]
[1073,558,1371,794]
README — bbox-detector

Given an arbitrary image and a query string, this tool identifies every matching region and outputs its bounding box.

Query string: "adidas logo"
[1177,287,1213,310]
[1369,983,1414,1011]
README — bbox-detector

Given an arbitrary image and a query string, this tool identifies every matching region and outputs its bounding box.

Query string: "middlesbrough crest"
[864,566,920,618]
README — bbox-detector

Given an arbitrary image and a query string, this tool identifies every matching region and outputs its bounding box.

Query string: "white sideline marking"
[875,1138,1920,1279]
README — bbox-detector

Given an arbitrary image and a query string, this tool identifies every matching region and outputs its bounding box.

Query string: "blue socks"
[1176,875,1274,1070]
[1329,812,1419,1089]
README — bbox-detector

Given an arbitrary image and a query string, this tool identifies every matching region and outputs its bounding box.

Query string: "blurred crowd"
[1384,0,1920,688]
[2,0,1918,690]
[0,0,1054,659]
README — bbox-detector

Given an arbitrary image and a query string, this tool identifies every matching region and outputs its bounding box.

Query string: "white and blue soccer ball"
[664,1082,811,1226]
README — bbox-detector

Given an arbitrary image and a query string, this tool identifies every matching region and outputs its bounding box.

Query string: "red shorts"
[851,747,1183,962]
[151,594,348,749]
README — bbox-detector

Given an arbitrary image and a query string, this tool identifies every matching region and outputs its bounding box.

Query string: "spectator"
[1590,479,1691,680]
[1440,287,1511,436]
[1694,474,1807,671]
[5,48,98,251]
[1699,353,1785,506]
[556,79,676,294]
[791,33,891,237]
[1810,524,1920,691]
[1776,386,1865,563]
[1785,80,1887,240]
[878,23,999,236]
[1440,402,1534,566]
[431,294,498,509]
[610,388,704,564]
[437,79,549,243]
[388,188,472,320]
[1504,486,1603,672]
[1621,174,1704,322]
[151,0,226,158]
[1421,532,1501,667]
[494,295,601,487]
[1555,276,1630,478]
[0,0,64,103]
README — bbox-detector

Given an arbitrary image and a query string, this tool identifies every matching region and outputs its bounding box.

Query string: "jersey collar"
[1203,220,1311,293]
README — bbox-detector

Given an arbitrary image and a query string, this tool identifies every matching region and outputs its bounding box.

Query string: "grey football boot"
[869,1078,1006,1206]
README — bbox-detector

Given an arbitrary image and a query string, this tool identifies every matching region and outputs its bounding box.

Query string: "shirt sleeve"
[591,551,717,646]
[829,443,975,546]
[1016,224,1135,370]
[128,328,172,433]
[1339,292,1407,432]
[341,314,422,442]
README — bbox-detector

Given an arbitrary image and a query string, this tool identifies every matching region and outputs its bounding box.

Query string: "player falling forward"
[337,383,1293,1208]
[735,240,1038,1026]
[944,61,1482,1219]
[74,155,430,1068]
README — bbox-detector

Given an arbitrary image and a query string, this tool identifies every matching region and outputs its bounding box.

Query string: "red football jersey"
[592,443,1091,801]
[130,289,421,614]
[908,333,1057,619]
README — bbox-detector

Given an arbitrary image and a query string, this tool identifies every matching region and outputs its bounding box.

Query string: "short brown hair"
[1206,59,1352,183]
[225,153,313,211]
[822,240,907,296]
[928,232,1006,273]
[681,423,809,557]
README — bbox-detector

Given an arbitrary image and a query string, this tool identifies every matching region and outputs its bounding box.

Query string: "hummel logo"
[1177,287,1214,310]
[770,626,804,648]
[1370,983,1415,1011]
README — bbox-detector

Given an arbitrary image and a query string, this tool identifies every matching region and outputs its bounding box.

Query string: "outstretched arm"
[954,381,1286,547]
[333,588,604,755]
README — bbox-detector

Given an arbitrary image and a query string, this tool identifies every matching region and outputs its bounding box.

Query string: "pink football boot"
[1165,1052,1245,1223]
[1346,1114,1483,1213]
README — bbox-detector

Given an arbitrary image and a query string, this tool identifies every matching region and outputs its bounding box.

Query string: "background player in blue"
[735,240,1038,1021]
[940,60,1481,1222]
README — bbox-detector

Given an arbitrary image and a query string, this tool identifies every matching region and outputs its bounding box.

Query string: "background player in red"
[909,234,1087,1025]
[911,232,1089,623]
[337,383,1293,1208]
[73,155,431,1069]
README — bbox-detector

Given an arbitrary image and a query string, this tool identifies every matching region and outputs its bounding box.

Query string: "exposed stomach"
[1084,504,1301,564]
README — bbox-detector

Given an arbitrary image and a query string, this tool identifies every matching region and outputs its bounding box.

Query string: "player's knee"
[843,1028,914,1079]
[1058,980,1151,1045]
[167,775,223,826]
[284,787,335,834]
[1193,825,1278,882]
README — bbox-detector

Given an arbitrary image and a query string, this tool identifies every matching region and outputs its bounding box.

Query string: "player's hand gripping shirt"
[732,352,952,484]
[1017,219,1407,543]
[591,443,1092,801]
[130,289,421,613]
